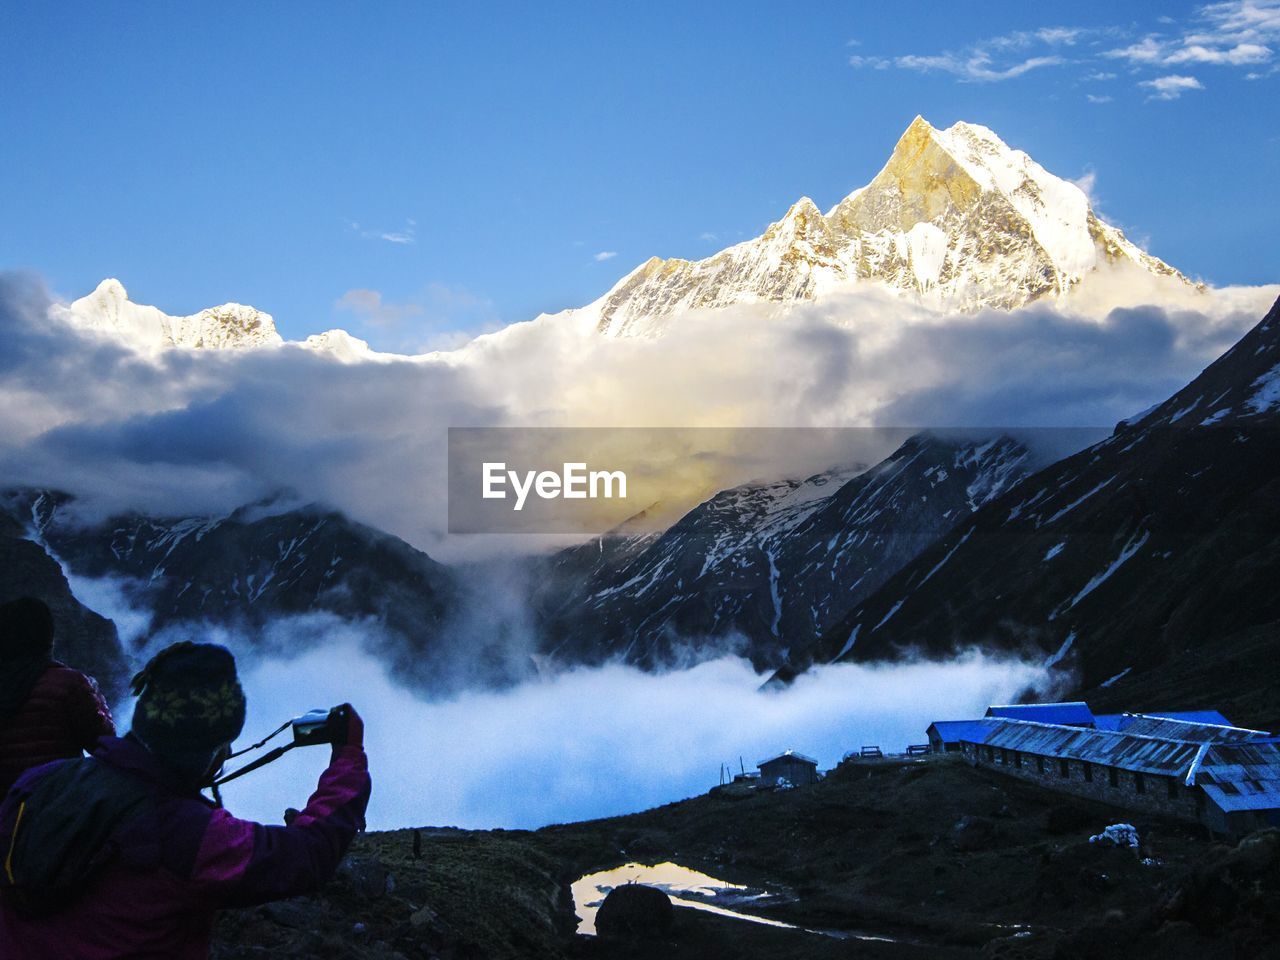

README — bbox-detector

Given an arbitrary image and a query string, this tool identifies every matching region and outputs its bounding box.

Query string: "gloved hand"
[326,703,364,750]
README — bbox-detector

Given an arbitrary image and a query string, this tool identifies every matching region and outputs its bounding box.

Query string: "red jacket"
[0,664,115,797]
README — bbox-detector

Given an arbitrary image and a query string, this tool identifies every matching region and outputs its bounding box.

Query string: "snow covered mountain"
[55,117,1196,355]
[537,433,1031,670]
[565,117,1190,337]
[55,278,283,351]
[776,294,1280,727]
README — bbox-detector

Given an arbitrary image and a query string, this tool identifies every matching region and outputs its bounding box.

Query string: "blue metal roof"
[927,719,997,743]
[934,709,1280,818]
[1199,740,1280,812]
[979,719,1203,776]
[985,702,1094,725]
[1094,710,1236,731]
[1119,715,1269,743]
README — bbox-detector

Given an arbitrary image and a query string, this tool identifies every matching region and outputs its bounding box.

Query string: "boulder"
[951,814,997,852]
[595,883,674,941]
[336,856,395,899]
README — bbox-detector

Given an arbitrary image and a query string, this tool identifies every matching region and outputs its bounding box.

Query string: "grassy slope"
[213,755,1260,959]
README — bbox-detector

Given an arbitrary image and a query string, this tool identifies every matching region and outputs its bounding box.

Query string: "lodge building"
[928,703,1280,838]
[757,750,820,787]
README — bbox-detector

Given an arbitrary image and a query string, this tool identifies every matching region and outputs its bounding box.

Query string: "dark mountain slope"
[539,435,1030,670]
[24,495,486,691]
[779,295,1280,729]
[0,497,129,700]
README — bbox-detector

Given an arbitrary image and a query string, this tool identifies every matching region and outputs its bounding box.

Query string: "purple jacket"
[0,735,371,959]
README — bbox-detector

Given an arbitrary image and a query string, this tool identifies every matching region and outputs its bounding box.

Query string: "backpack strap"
[2,757,155,916]
[4,801,27,884]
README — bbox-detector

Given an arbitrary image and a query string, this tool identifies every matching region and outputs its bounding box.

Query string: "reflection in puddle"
[570,861,898,943]
[570,862,781,936]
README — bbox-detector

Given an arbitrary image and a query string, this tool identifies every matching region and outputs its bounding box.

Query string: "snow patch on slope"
[1245,362,1280,414]
[1068,530,1150,609]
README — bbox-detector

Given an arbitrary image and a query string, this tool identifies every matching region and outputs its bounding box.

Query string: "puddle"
[570,862,782,936]
[570,861,899,943]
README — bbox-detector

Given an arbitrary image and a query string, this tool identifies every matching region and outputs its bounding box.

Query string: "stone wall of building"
[959,740,1204,824]
[759,757,819,787]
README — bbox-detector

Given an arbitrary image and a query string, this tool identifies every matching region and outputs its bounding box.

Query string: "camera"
[291,707,340,746]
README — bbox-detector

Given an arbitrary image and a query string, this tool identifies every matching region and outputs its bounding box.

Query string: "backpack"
[2,757,155,916]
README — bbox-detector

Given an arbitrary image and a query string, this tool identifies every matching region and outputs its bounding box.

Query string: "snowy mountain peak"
[56,280,284,352]
[55,120,1198,354]
[94,277,129,301]
[299,328,403,364]
[583,117,1193,337]
[776,196,824,224]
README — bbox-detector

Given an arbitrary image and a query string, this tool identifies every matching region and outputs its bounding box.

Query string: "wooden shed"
[758,750,819,787]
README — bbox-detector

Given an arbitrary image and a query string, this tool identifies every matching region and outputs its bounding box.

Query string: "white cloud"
[859,4,1277,93]
[334,289,424,328]
[5,269,1276,565]
[347,217,417,245]
[851,25,1085,83]
[1105,36,1167,64]
[328,284,499,353]
[1140,73,1206,99]
[593,251,618,262]
[224,630,1051,829]
[987,26,1091,50]
[1165,40,1271,63]
[1105,2,1277,73]
[699,232,719,242]
[895,51,1064,82]
[1086,93,1114,103]
[1071,170,1099,203]
[1197,0,1280,44]
[1035,26,1088,45]
[848,54,890,69]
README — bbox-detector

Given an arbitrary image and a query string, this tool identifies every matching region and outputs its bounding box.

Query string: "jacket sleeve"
[70,671,116,748]
[186,746,371,907]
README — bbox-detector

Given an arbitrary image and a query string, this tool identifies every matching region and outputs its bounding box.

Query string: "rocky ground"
[211,755,1279,959]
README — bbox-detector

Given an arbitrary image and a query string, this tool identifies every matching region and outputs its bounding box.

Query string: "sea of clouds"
[210,621,1052,830]
[1,268,1275,562]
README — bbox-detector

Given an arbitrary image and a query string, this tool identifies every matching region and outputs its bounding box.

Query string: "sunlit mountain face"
[56,117,1193,359]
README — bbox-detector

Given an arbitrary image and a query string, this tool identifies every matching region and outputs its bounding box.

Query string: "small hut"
[758,750,819,787]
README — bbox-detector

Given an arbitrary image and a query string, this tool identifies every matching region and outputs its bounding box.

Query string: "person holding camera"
[0,641,371,959]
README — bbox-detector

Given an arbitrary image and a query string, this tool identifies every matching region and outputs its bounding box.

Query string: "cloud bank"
[214,625,1051,829]
[1,269,1275,561]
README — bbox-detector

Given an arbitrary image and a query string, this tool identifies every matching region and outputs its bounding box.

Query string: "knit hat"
[130,642,246,757]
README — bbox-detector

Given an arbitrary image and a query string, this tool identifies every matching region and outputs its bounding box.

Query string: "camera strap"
[213,741,302,788]
[224,719,292,761]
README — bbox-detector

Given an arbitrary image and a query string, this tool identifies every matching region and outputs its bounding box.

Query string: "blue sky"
[2,1,1277,349]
